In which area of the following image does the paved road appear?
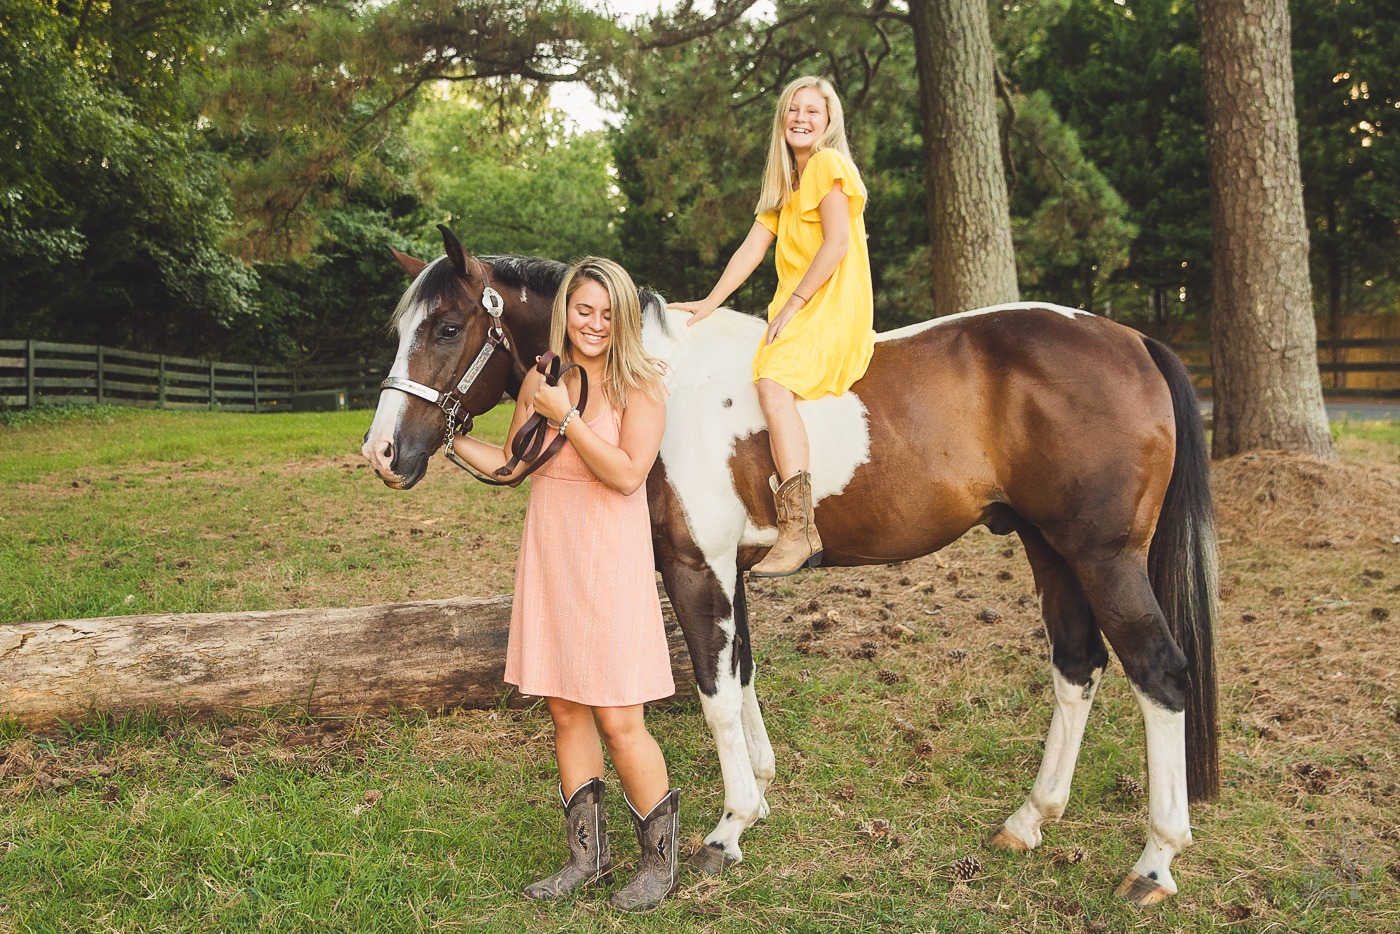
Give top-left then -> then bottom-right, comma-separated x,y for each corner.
1199,401 -> 1398,422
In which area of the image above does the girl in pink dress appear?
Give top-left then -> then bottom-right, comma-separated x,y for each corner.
449,257 -> 678,912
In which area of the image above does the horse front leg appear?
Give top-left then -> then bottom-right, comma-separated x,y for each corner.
733,571 -> 775,821
658,550 -> 768,874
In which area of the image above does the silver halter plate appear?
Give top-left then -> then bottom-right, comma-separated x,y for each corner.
378,286 -> 508,406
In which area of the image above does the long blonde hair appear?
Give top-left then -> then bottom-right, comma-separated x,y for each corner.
755,75 -> 856,216
548,257 -> 664,410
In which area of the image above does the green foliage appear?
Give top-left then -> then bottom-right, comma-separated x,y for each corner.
1006,0 -> 1212,333
0,0 -> 259,354
1007,91 -> 1137,310
1292,0 -> 1400,333
0,403 -> 121,429
204,0 -> 630,262
409,88 -> 622,261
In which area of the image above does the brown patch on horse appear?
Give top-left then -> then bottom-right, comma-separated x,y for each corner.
648,461 -> 736,696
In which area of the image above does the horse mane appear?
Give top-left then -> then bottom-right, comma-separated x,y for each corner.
486,254 -> 672,335
482,255 -> 570,298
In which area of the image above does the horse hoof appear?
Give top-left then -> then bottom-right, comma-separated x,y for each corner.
687,842 -> 737,876
985,825 -> 1032,852
1115,872 -> 1174,907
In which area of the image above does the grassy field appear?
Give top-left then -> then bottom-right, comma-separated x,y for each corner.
2,407 -> 1397,932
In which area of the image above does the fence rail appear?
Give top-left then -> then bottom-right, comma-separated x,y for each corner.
3,335 -> 1397,412
0,340 -> 379,412
1170,337 -> 1400,399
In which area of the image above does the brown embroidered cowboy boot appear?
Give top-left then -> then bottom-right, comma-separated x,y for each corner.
750,470 -> 823,577
523,777 -> 614,899
608,789 -> 680,913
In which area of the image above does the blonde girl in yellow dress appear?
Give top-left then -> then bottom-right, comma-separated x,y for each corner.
670,75 -> 875,576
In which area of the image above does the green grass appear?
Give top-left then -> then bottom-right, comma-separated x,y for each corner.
0,407 -> 526,622
1330,417 -> 1400,449
2,409 -> 1397,932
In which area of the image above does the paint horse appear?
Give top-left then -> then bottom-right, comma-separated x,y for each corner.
362,227 -> 1218,906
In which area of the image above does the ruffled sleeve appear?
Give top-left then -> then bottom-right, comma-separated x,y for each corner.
796,149 -> 867,223
756,209 -> 779,234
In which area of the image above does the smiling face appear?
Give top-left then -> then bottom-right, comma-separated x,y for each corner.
565,277 -> 613,363
784,86 -> 830,156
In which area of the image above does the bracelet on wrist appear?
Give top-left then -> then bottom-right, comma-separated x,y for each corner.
558,406 -> 580,436
792,292 -> 809,305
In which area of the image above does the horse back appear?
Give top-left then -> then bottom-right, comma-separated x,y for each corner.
808,307 -> 1176,564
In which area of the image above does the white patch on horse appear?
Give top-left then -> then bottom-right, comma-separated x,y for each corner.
877,302 -> 1092,342
364,262 -> 438,459
1125,683 -> 1193,895
643,306 -> 871,551
999,665 -> 1103,848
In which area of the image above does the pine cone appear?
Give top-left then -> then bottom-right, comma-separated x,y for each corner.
1115,775 -> 1145,798
945,648 -> 968,661
1054,846 -> 1089,866
949,854 -> 982,881
877,669 -> 901,685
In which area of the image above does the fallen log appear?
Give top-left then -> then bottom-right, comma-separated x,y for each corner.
0,589 -> 693,729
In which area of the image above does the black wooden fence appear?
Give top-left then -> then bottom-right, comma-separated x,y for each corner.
2,335 -> 1397,412
0,340 -> 387,413
1171,337 -> 1400,399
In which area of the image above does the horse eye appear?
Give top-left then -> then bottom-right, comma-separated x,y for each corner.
439,324 -> 461,340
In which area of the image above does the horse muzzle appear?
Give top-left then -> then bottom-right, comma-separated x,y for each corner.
362,435 -> 428,490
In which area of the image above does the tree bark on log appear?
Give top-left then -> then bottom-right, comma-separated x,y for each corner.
0,591 -> 693,729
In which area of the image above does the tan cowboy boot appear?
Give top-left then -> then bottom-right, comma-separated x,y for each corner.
609,789 -> 680,913
523,777 -> 614,899
750,470 -> 823,577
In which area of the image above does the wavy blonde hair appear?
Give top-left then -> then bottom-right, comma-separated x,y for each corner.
755,75 -> 856,216
549,257 -> 664,410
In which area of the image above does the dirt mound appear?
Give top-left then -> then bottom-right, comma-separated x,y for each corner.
1211,450 -> 1400,547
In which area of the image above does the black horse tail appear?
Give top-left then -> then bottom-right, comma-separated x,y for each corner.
1143,337 -> 1220,802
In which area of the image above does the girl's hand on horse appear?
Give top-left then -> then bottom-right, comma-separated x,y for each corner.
668,299 -> 718,327
765,303 -> 801,345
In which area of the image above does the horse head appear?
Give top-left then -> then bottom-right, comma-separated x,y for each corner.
362,225 -> 526,489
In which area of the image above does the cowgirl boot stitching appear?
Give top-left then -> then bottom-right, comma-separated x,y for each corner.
608,789 -> 680,913
523,777 -> 614,899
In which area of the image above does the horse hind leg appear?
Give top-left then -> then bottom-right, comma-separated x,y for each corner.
990,526 -> 1109,853
1075,556 -> 1194,907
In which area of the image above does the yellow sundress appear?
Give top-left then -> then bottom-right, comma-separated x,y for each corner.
753,148 -> 875,400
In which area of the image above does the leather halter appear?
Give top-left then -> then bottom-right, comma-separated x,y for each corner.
377,263 -> 510,460
376,262 -> 587,488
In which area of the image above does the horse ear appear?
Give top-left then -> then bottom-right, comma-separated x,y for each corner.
387,245 -> 427,279
437,224 -> 478,284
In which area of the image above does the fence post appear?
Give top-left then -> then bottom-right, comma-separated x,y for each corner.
25,339 -> 35,409
209,360 -> 216,410
96,346 -> 105,404
252,366 -> 260,414
158,356 -> 167,408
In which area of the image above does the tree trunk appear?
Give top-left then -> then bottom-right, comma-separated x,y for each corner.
0,592 -> 693,729
907,0 -> 1020,316
1197,0 -> 1336,459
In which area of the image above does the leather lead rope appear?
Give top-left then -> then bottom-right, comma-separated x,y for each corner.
444,351 -> 589,488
